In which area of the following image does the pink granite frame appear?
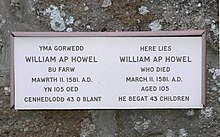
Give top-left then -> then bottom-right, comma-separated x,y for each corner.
10,30 -> 207,109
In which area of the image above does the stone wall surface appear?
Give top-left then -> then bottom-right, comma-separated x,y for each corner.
0,0 -> 219,136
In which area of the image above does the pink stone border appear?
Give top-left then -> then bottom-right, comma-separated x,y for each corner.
11,30 -> 205,37
10,30 -> 206,109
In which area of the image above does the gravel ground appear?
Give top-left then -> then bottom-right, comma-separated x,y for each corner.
0,0 -> 219,136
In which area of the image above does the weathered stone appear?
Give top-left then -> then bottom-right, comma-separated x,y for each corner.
179,128 -> 187,137
0,14 -> 6,29
138,6 -> 149,15
44,5 -> 66,31
0,0 -> 219,136
102,0 -> 112,8
149,20 -> 162,31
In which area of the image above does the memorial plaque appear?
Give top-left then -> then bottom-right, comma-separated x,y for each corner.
10,31 -> 206,109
